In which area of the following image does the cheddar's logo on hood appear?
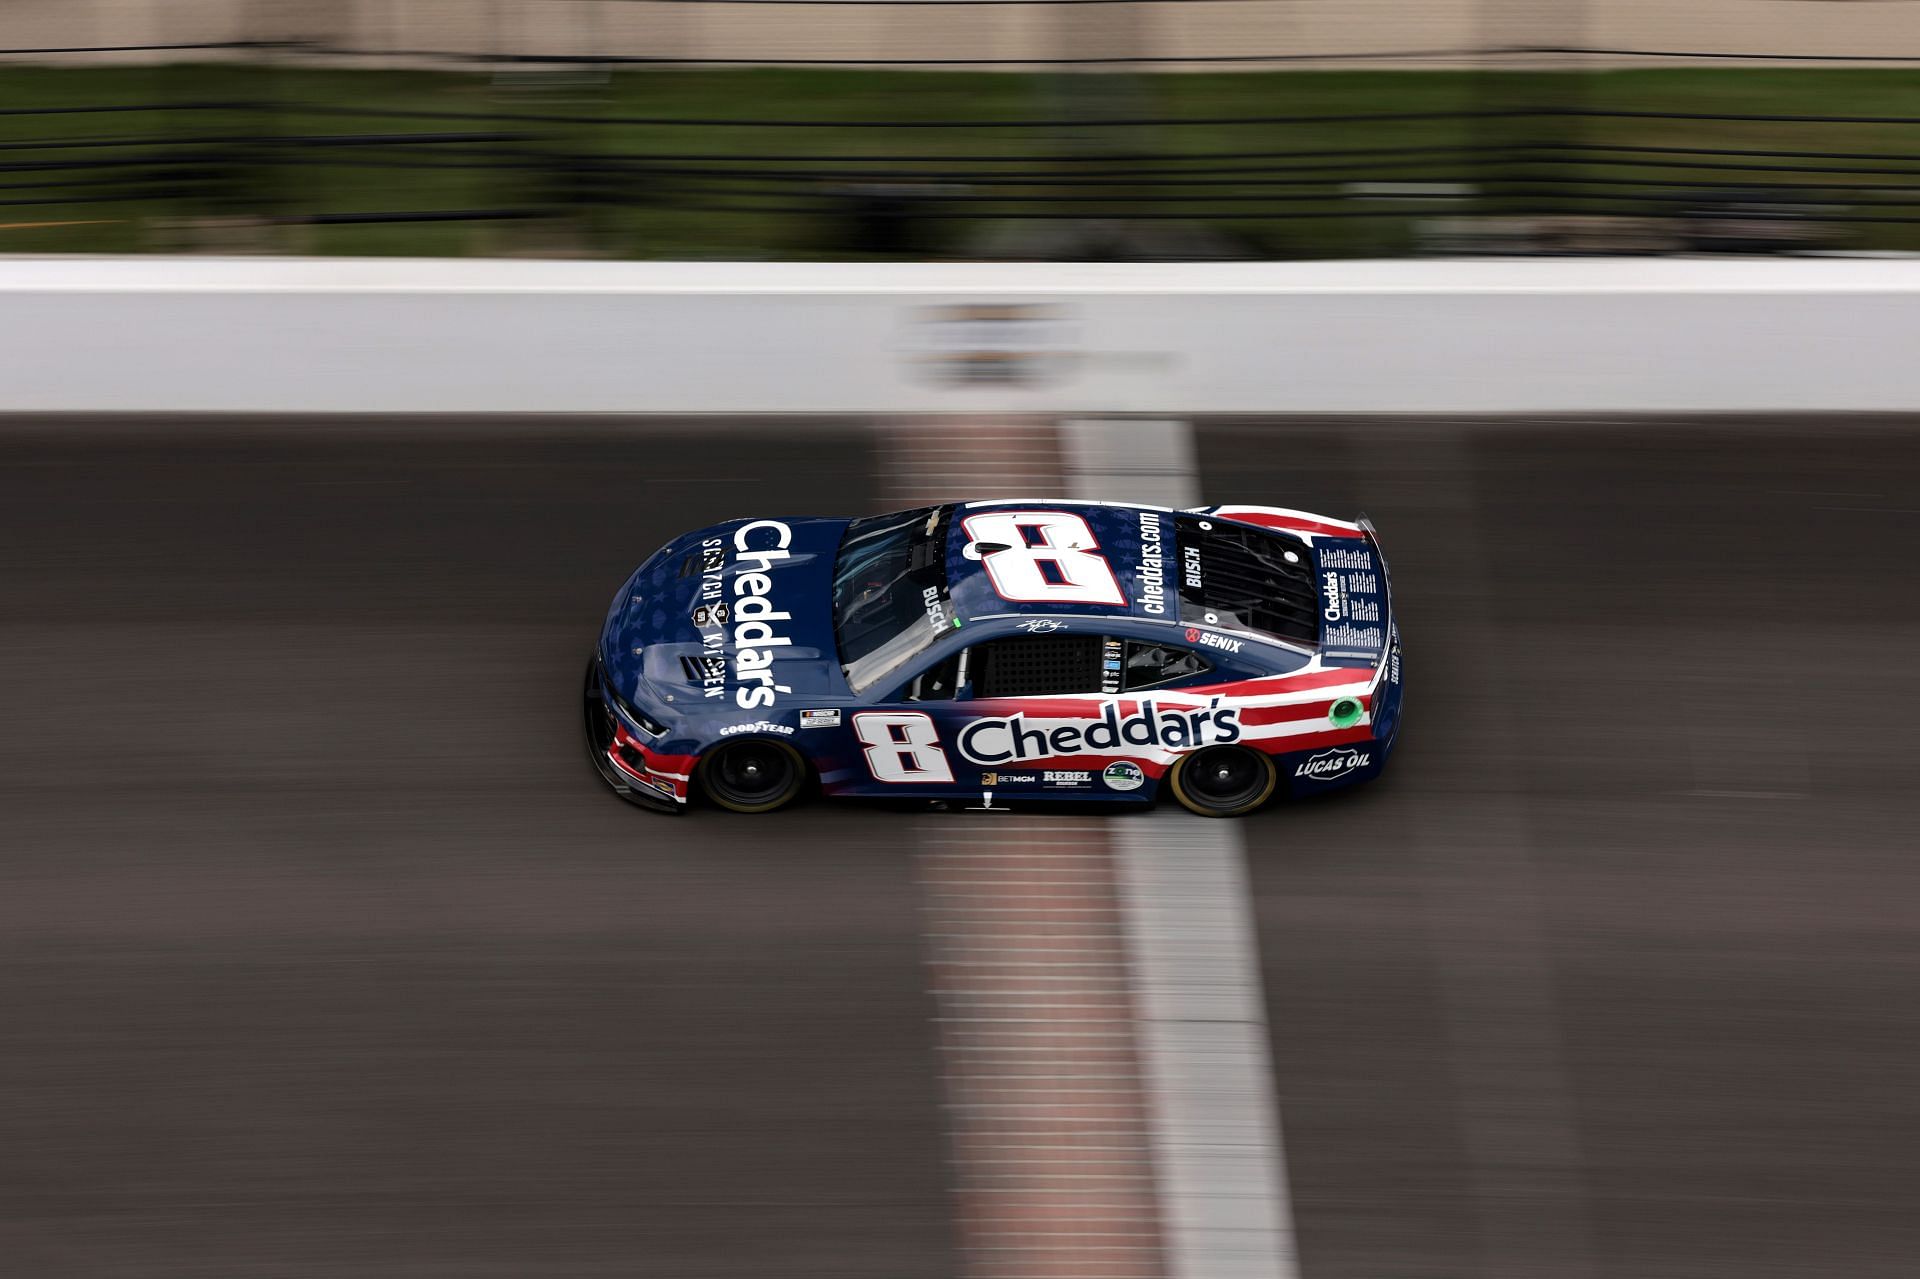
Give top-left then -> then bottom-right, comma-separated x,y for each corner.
729,520 -> 798,710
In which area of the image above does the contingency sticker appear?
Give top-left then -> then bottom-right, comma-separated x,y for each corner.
1316,542 -> 1387,665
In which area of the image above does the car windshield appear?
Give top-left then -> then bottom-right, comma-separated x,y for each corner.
831,505 -> 955,694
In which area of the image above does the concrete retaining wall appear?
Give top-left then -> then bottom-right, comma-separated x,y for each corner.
4,256 -> 1919,414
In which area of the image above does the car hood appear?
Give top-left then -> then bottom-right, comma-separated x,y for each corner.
601,516 -> 853,712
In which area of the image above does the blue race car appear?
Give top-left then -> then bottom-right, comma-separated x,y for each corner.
586,501 -> 1400,818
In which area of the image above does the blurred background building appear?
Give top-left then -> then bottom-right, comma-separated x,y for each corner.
1,0 -> 1917,258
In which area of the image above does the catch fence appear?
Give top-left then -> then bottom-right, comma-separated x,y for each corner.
5,21 -> 1920,257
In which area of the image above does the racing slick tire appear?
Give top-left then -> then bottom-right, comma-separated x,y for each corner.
697,738 -> 809,814
1168,745 -> 1278,818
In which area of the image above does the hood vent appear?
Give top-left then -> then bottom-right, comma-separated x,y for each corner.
680,654 -> 727,683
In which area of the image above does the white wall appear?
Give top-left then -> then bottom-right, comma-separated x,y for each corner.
4,257 -> 1920,414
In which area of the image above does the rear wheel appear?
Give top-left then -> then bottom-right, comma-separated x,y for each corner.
1168,745 -> 1277,818
698,738 -> 808,814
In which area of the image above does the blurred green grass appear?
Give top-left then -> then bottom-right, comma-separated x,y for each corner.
1,62 -> 1918,257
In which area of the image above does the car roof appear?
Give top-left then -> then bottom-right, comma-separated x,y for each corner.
936,499 -> 1342,675
946,499 -> 1176,626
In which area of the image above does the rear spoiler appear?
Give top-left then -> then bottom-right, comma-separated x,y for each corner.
1309,514 -> 1391,670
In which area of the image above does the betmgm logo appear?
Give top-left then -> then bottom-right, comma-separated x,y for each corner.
907,304 -> 1077,388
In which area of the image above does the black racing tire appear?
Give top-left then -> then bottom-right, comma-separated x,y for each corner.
697,738 -> 808,814
1168,745 -> 1278,818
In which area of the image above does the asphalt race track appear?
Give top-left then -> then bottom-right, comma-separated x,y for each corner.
1200,418 -> 1920,1279
3,415 -> 1917,1278
0,420 -> 955,1278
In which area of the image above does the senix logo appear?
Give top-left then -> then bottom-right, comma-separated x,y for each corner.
1184,627 -> 1243,654
1293,747 -> 1371,781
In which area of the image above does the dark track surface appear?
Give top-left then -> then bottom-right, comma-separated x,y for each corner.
2,415 -> 1916,1279
1199,417 -> 1920,1279
0,419 -> 954,1279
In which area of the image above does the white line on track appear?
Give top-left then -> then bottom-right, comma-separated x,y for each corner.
1063,417 -> 1301,1279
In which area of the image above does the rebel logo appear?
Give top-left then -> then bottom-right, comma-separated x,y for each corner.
1294,747 -> 1370,781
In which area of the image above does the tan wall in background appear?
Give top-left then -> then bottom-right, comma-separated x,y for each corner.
5,0 -> 1920,68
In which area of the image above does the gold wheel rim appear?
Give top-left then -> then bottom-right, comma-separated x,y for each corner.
1169,748 -> 1276,817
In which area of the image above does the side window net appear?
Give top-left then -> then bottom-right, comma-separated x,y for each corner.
970,634 -> 1105,699
1123,641 -> 1212,692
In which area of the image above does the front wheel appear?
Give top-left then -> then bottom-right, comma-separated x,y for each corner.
1167,745 -> 1277,818
698,738 -> 808,813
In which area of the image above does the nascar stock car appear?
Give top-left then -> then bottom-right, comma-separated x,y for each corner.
586,501 -> 1401,818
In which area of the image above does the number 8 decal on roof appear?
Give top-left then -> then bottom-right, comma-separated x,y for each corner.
960,511 -> 1126,606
